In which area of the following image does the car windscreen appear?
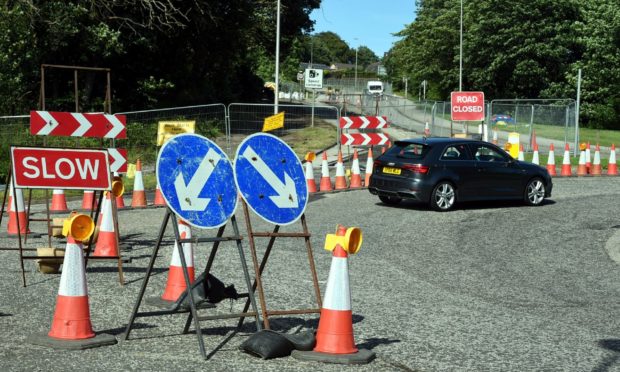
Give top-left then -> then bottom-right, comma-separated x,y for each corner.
386,142 -> 429,159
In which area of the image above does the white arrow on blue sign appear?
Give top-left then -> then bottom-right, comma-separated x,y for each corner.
234,133 -> 308,226
157,133 -> 237,229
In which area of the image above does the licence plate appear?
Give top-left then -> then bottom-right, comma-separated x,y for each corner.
382,167 -> 401,175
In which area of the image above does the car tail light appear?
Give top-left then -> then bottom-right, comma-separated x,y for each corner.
373,160 -> 382,167
401,164 -> 429,174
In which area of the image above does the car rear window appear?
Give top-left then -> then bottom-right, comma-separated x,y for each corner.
386,142 -> 429,159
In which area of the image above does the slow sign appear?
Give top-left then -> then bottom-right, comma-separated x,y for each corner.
451,91 -> 485,121
11,147 -> 111,190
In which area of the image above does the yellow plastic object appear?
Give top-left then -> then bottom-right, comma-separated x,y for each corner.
507,132 -> 520,158
324,227 -> 363,254
112,176 -> 124,197
62,211 -> 95,242
579,142 -> 587,151
305,152 -> 316,162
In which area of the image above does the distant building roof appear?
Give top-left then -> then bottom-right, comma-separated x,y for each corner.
330,63 -> 355,71
299,62 -> 331,71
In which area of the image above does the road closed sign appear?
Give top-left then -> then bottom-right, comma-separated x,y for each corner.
11,147 -> 111,190
451,91 -> 485,121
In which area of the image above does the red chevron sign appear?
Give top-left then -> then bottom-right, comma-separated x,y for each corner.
341,133 -> 390,146
30,111 -> 127,139
108,148 -> 127,173
339,116 -> 389,129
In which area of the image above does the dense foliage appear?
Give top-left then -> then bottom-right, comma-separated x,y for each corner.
0,0 -> 320,113
385,0 -> 620,129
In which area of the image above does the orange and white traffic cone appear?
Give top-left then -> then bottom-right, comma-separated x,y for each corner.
153,184 -> 166,206
585,142 -> 591,174
424,122 -> 430,137
305,160 -> 317,193
518,144 -> 525,161
532,143 -> 540,165
364,148 -> 374,186
319,152 -> 332,192
131,159 -> 147,208
577,148 -> 587,176
591,144 -> 602,176
50,189 -> 69,213
492,130 -> 498,145
93,193 -> 118,257
546,144 -> 557,176
334,151 -> 347,190
608,144 -> 618,176
560,143 -> 572,176
27,229 -> 116,348
292,225 -> 374,364
81,190 -> 97,211
349,150 -> 362,188
7,184 -> 29,235
161,220 -> 194,302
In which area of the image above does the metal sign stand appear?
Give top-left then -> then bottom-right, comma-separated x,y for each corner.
122,208 -> 262,359
0,167 -> 124,286
237,200 -> 322,330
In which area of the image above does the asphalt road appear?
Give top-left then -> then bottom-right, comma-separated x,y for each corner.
2,178 -> 620,371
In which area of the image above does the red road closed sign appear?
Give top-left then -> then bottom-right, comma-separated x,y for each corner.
11,147 -> 111,190
451,91 -> 485,121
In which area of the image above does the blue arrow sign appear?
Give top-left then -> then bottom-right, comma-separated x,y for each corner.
157,133 -> 237,229
234,133 -> 308,225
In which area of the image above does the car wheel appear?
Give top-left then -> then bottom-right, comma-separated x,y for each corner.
379,195 -> 402,205
524,178 -> 546,206
430,181 -> 455,211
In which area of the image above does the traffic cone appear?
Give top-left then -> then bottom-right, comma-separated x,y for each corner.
113,172 -> 126,209
50,189 -> 69,213
334,151 -> 347,190
93,193 -> 118,257
591,144 -> 602,176
319,152 -> 332,192
292,225 -> 374,364
585,142 -> 591,174
608,144 -> 618,176
131,159 -> 147,208
546,144 -> 557,176
577,149 -> 587,176
27,230 -> 116,348
153,184 -> 166,206
492,130 -> 498,145
518,144 -> 525,161
560,143 -> 572,176
364,148 -> 374,186
532,143 -> 540,165
81,190 -> 97,211
7,184 -> 29,235
305,161 -> 317,193
531,129 -> 537,150
349,150 -> 362,188
424,122 -> 430,137
161,220 -> 195,302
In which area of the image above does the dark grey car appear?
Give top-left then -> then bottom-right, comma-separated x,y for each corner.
368,137 -> 553,211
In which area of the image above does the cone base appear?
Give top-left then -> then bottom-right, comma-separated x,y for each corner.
27,332 -> 116,350
161,266 -> 195,302
291,348 -> 375,365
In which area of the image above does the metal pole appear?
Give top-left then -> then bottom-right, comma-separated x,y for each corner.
274,0 -> 281,114
575,69 -> 581,156
459,0 -> 463,91
404,78 -> 408,100
311,89 -> 315,127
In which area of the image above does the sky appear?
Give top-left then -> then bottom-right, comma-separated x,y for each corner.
310,0 -> 417,57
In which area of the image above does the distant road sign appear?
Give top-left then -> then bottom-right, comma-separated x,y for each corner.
157,134 -> 237,229
30,111 -> 126,139
11,147 -> 111,190
450,91 -> 485,121
234,133 -> 308,225
304,68 -> 323,89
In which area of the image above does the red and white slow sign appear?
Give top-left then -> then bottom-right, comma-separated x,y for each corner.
451,91 -> 485,121
11,147 -> 111,190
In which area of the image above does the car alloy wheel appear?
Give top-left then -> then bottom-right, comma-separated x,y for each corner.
525,178 -> 545,206
379,195 -> 402,205
431,182 -> 455,211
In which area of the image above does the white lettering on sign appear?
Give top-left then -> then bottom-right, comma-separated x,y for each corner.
456,96 -> 479,103
452,106 -> 484,112
20,157 -> 100,181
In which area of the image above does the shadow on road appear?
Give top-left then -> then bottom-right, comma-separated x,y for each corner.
593,339 -> 620,372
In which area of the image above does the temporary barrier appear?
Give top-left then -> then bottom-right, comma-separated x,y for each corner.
319,152 -> 332,192
591,144 -> 602,175
608,145 -> 618,176
334,151 -> 347,190
349,150 -> 362,188
561,144 -> 572,176
364,148 -> 374,187
131,159 -> 147,207
546,144 -> 557,176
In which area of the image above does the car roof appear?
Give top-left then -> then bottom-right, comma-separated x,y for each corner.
396,137 -> 483,146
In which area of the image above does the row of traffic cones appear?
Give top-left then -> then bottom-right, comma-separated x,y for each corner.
526,142 -> 618,177
306,149 -> 376,193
